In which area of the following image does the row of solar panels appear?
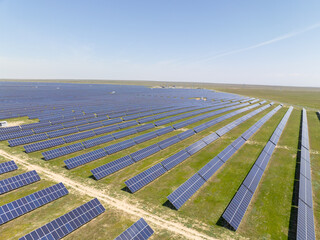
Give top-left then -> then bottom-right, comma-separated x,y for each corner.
91,102 -> 268,180
222,106 -> 293,230
39,102 -> 242,160
296,109 -> 315,240
2,105 -> 193,141
0,161 -> 153,240
64,102 -> 257,170
12,105 -> 208,148
123,103 -> 274,193
166,104 -> 282,210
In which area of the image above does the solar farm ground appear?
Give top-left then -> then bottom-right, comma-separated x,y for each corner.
0,81 -> 319,240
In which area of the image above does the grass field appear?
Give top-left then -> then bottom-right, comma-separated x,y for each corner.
0,80 -> 319,240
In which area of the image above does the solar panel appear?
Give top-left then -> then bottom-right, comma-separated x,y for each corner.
262,141 -> 276,156
24,138 -> 66,153
115,218 -> 154,240
77,122 -> 103,131
177,129 -> 195,140
0,170 -> 40,194
33,124 -> 64,134
231,137 -> 246,150
185,140 -> 207,155
64,131 -> 95,143
94,124 -> 120,135
118,120 -> 138,129
82,134 -> 115,148
104,139 -> 136,154
8,133 -> 49,147
47,127 -> 79,138
201,133 -> 219,145
157,135 -> 181,150
0,182 -> 68,225
300,159 -> 311,180
130,144 -> 161,162
0,129 -> 34,141
135,123 -> 155,132
64,148 -> 107,169
155,126 -> 174,136
167,173 -> 206,210
242,165 -> 263,193
0,161 -> 18,175
19,198 -> 105,240
222,185 -> 253,230
63,119 -> 88,128
113,128 -> 137,139
42,143 -> 84,160
91,155 -> 135,180
217,145 -> 237,162
299,175 -> 313,208
125,163 -> 166,193
254,151 -> 271,171
161,149 -> 191,170
297,199 -> 316,240
197,157 -> 224,181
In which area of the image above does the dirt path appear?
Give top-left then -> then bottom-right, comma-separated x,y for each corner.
0,150 -> 218,240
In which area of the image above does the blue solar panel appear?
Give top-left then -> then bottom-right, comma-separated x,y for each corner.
101,118 -> 122,126
33,124 -> 64,134
125,163 -> 167,193
64,131 -> 95,143
113,128 -> 137,139
217,145 -> 237,162
8,133 -> 49,147
42,143 -> 84,160
177,129 -> 195,140
299,175 -> 313,208
115,218 -> 154,240
24,138 -> 66,153
161,149 -> 191,170
47,127 -> 79,138
262,141 -> 276,156
0,161 -> 18,175
157,135 -> 181,149
201,133 -> 219,145
135,123 -> 155,132
82,134 -> 115,148
254,151 -> 271,171
155,126 -> 174,136
130,144 -> 161,162
77,122 -> 103,131
222,185 -> 253,230
19,198 -> 105,240
94,124 -> 120,135
118,120 -> 138,129
133,132 -> 158,144
0,170 -> 40,194
242,165 -> 263,193
231,136 -> 246,150
167,173 -> 206,210
0,129 -> 34,141
104,139 -> 136,155
297,199 -> 316,240
197,156 -> 224,181
300,159 -> 311,180
64,148 -> 107,169
91,155 -> 135,180
185,140 -> 207,155
0,182 -> 68,225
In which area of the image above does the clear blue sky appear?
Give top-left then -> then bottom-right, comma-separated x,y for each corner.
1,0 -> 320,87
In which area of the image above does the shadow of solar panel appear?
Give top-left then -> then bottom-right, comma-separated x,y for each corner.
24,138 -> 66,153
82,134 -> 115,148
9,133 -> 49,146
19,198 -> 105,240
0,161 -> 18,175
133,132 -> 157,144
299,175 -> 313,208
297,199 -> 315,240
130,144 -> 161,162
0,182 -> 68,225
242,165 -> 263,193
222,185 -> 253,230
167,173 -> 206,210
185,140 -> 207,155
177,129 -> 195,140
113,128 -> 137,139
64,131 -> 95,143
0,170 -> 40,194
155,126 -> 174,136
47,127 -> 79,138
94,125 -> 120,135
161,149 -> 190,171
115,218 -> 154,240
197,157 -> 224,181
125,163 -> 166,193
42,143 -> 84,160
64,148 -> 107,169
91,155 -> 134,180
101,118 -> 122,126
217,145 -> 237,162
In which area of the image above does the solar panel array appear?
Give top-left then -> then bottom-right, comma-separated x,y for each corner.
115,218 -> 154,240
222,106 -> 293,230
19,198 -> 105,240
0,161 -> 18,175
167,105 -> 282,209
0,183 -> 68,225
123,103 -> 273,193
91,102 -> 266,180
0,170 -> 40,194
296,109 -> 315,240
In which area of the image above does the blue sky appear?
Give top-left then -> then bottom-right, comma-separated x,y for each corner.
1,0 -> 320,87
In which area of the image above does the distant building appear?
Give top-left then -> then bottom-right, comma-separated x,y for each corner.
0,121 -> 8,127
